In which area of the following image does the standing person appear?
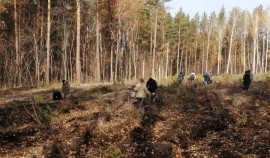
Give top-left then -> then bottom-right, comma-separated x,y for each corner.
203,72 -> 210,85
62,79 -> 70,99
243,70 -> 251,90
178,71 -> 185,81
189,72 -> 196,82
146,78 -> 157,104
134,78 -> 150,107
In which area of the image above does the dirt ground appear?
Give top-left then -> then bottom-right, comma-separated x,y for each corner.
0,80 -> 269,158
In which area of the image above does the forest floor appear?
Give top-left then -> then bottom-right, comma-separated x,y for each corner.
0,79 -> 270,158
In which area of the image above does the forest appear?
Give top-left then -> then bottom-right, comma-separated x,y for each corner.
0,0 -> 270,87
1,1 -> 270,157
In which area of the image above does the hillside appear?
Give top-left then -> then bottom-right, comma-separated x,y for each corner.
0,80 -> 270,158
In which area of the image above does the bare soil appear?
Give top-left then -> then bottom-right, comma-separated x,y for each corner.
0,81 -> 269,158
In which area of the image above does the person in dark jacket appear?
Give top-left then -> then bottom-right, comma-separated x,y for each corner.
243,70 -> 251,90
62,79 -> 70,99
178,71 -> 185,81
53,90 -> 62,100
203,72 -> 210,85
146,78 -> 158,104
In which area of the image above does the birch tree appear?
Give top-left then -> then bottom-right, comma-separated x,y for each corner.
265,8 -> 270,72
14,0 -> 20,85
226,8 -> 240,73
46,0 -> 51,84
251,12 -> 259,73
215,7 -> 226,75
205,13 -> 214,72
241,11 -> 249,73
76,0 -> 81,83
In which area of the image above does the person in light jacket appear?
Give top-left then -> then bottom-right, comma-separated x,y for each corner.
134,78 -> 150,107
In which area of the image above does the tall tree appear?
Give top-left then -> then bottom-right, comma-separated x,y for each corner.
226,8 -> 240,73
46,0 -> 51,84
205,13 -> 215,72
215,7 -> 226,75
14,0 -> 21,86
251,11 -> 259,73
242,10 -> 249,73
265,8 -> 270,72
76,0 -> 81,83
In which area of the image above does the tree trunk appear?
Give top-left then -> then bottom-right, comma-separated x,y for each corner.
205,21 -> 211,72
76,0 -> 81,83
194,37 -> 198,73
176,26 -> 181,73
34,33 -> 39,86
226,31 -> 234,74
110,45 -> 114,82
63,20 -> 69,80
180,46 -> 184,72
266,18 -> 269,72
152,7 -> 158,78
165,42 -> 169,78
243,33 -> 246,73
95,0 -> 101,82
46,0 -> 51,84
261,35 -> 266,73
252,16 -> 258,74
14,0 -> 20,86
217,40 -> 221,75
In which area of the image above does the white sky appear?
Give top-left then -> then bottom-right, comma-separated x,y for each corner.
165,0 -> 270,17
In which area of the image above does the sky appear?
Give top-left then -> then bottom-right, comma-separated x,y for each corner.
165,0 -> 270,17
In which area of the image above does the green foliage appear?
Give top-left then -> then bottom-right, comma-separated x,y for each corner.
214,74 -> 241,83
36,81 -> 50,88
113,77 -> 125,85
254,71 -> 270,81
194,75 -> 203,83
11,122 -> 19,130
103,146 -> 123,158
183,92 -> 194,103
85,86 -> 112,95
104,106 -> 111,113
34,95 -> 45,104
255,99 -> 268,107
158,75 -> 178,86
41,105 -> 54,122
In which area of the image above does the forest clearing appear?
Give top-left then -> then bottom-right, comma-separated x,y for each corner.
1,0 -> 270,157
0,76 -> 269,158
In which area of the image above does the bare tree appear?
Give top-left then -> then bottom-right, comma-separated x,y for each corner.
205,18 -> 213,72
46,0 -> 51,84
176,25 -> 181,74
251,13 -> 259,74
152,4 -> 159,78
76,0 -> 81,83
265,10 -> 270,72
242,11 -> 249,73
226,8 -> 240,73
215,7 -> 226,75
14,0 -> 21,86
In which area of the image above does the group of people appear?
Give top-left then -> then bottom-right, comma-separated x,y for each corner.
178,70 -> 254,89
178,71 -> 212,85
132,77 -> 157,108
54,69 -> 254,103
